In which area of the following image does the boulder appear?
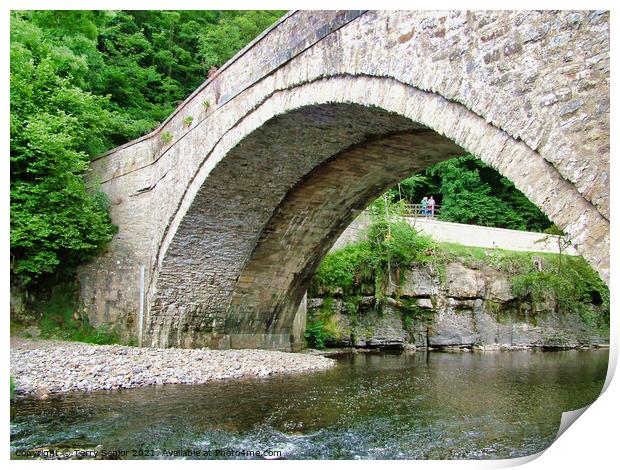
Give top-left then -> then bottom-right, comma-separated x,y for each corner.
487,276 -> 515,302
391,266 -> 437,297
445,263 -> 486,298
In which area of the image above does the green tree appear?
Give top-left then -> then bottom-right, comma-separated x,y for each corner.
198,10 -> 285,70
10,14 -> 117,285
390,155 -> 553,232
10,10 -> 286,286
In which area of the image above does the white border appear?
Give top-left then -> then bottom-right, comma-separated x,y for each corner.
3,2 -> 617,469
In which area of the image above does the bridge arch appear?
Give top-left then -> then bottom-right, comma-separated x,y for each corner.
144,75 -> 607,350
79,11 -> 609,350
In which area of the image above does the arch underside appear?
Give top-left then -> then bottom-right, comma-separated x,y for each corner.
229,130 -> 463,348
144,80 -> 609,351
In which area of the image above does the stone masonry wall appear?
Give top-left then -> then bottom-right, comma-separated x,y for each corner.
331,213 -> 578,254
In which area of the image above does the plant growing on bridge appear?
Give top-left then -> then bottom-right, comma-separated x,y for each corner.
202,100 -> 211,110
183,115 -> 193,127
160,130 -> 173,144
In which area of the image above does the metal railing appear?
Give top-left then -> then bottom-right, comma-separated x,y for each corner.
402,203 -> 441,218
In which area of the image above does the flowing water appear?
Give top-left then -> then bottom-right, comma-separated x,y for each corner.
10,349 -> 608,460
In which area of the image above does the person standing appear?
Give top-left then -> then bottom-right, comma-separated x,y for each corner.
421,196 -> 428,217
428,195 -> 436,217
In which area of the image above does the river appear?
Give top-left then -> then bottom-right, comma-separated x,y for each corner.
10,349 -> 608,460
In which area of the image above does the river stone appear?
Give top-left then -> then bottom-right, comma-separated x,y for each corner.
10,338 -> 336,396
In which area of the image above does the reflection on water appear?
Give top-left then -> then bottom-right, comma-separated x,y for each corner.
11,349 -> 608,460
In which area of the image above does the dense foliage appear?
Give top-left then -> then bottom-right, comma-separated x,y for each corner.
310,196 -> 439,299
11,13 -> 118,284
388,155 -> 553,232
304,319 -> 333,349
10,10 -> 284,286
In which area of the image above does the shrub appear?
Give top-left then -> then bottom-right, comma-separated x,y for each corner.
35,283 -> 122,345
311,195 -> 440,298
367,218 -> 438,268
183,115 -> 193,127
511,255 -> 609,331
512,271 -> 572,306
160,130 -> 173,143
310,242 -> 372,296
304,320 -> 332,349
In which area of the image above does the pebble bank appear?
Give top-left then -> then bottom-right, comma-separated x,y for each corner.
10,338 -> 336,396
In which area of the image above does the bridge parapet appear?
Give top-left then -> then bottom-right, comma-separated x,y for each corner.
89,11 -> 364,184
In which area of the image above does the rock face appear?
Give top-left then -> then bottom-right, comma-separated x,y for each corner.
445,263 -> 486,298
308,260 -> 607,350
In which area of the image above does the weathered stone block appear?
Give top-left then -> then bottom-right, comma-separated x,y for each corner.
392,266 -> 437,297
487,276 -> 515,302
446,263 -> 486,298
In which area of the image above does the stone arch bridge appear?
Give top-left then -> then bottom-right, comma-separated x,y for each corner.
79,10 -> 610,351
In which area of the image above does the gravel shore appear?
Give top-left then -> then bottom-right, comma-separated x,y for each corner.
10,338 -> 336,396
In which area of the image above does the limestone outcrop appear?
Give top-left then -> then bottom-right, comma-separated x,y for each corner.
308,261 -> 608,350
